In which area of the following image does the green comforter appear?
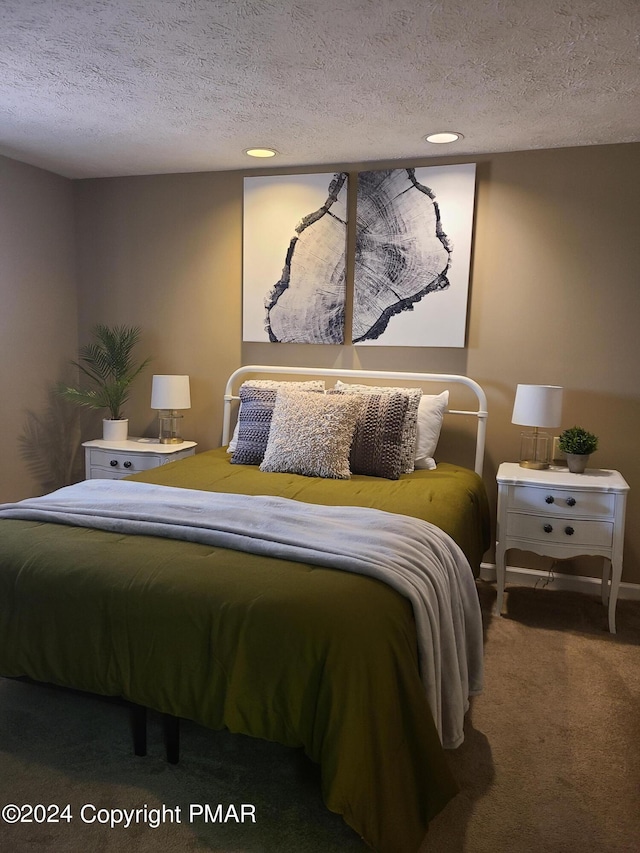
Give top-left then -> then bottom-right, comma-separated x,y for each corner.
128,448 -> 490,572
0,449 -> 489,852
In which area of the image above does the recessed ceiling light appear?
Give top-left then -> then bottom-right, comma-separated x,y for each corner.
244,147 -> 278,158
425,132 -> 464,144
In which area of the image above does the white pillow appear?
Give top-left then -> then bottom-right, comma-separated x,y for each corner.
227,379 -> 325,452
414,391 -> 449,470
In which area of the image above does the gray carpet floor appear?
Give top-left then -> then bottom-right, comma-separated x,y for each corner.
1,582 -> 639,852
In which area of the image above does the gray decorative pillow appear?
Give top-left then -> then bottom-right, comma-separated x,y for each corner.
228,379 -> 324,453
260,389 -> 363,479
334,381 -> 422,473
230,380 -> 325,464
344,391 -> 409,479
231,386 -> 278,465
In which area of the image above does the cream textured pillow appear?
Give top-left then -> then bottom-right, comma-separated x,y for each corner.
414,391 -> 449,470
227,379 -> 325,454
334,380 -> 422,473
260,388 -> 363,479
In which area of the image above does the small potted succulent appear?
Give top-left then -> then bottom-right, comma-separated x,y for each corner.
58,324 -> 151,441
558,425 -> 599,474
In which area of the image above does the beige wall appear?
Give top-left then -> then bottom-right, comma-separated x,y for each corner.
0,155 -> 78,502
35,142 -> 640,585
74,170 -> 243,448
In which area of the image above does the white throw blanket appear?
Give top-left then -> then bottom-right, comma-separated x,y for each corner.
0,479 -> 483,748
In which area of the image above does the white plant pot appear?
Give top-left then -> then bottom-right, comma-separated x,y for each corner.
102,418 -> 128,442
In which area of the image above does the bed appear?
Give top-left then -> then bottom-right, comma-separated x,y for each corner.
0,366 -> 490,853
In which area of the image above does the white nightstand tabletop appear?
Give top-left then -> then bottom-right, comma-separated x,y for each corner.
496,462 -> 629,493
83,437 -> 197,453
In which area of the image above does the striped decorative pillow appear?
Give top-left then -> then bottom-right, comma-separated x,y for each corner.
334,381 -> 422,473
230,380 -> 324,464
333,390 -> 409,479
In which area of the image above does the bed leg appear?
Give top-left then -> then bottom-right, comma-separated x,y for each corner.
163,714 -> 180,764
130,703 -> 147,756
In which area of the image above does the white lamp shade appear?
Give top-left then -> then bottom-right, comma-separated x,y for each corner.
151,375 -> 191,410
512,384 -> 563,428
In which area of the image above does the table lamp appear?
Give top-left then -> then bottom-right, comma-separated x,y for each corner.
151,375 -> 191,444
512,384 -> 563,469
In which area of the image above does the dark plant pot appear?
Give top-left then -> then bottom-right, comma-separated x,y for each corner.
566,453 -> 590,474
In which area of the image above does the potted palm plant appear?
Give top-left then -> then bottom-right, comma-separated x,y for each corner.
558,425 -> 599,474
58,324 -> 151,441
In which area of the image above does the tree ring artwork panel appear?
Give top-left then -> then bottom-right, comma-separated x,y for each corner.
243,173 -> 348,344
353,164 -> 476,347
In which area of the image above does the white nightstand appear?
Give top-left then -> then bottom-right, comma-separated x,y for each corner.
495,462 -> 629,633
83,438 -> 197,480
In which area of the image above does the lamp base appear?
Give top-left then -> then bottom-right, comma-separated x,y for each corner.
158,411 -> 184,445
519,429 -> 551,470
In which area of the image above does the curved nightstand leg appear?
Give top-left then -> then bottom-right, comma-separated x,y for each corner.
608,557 -> 622,634
495,542 -> 506,616
601,557 -> 611,606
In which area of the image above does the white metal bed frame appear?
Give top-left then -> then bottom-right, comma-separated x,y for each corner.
223,365 -> 488,477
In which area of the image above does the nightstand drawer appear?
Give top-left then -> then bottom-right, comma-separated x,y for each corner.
506,513 -> 613,548
87,469 -> 131,480
88,450 -> 160,475
510,485 -> 615,519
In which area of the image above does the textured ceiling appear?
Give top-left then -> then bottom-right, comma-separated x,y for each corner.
1,0 -> 639,179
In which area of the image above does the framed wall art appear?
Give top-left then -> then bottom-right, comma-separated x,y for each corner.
242,172 -> 349,344
353,164 -> 476,347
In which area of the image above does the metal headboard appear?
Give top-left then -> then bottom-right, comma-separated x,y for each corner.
223,365 -> 488,477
